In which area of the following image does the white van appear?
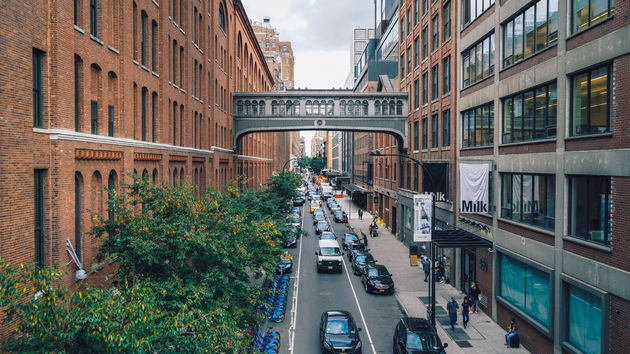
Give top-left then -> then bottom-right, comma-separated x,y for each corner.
315,239 -> 344,273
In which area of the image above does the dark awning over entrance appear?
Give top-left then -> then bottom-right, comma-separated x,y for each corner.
432,229 -> 492,248
343,184 -> 373,194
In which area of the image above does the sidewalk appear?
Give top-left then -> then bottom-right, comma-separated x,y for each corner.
335,195 -> 529,354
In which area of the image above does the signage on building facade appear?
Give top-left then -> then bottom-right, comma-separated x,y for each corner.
413,194 -> 433,242
422,163 -> 448,202
459,163 -> 489,214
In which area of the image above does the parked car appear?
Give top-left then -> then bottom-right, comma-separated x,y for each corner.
334,211 -> 348,223
288,214 -> 301,227
313,212 -> 326,225
320,231 -> 336,240
276,256 -> 293,274
316,239 -> 343,273
291,207 -> 301,215
330,205 -> 342,213
347,243 -> 368,263
352,252 -> 376,276
342,233 -> 360,250
361,264 -> 395,295
392,317 -> 447,353
316,220 -> 331,234
293,196 -> 306,206
319,310 -> 363,354
310,201 -> 321,213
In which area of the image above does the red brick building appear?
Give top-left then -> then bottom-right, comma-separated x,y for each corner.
0,0 -> 274,337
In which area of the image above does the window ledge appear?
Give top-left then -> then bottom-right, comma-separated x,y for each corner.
563,235 -> 612,253
107,45 -> 120,54
180,28 -> 186,35
152,71 -> 159,78
74,25 -> 85,34
500,43 -> 558,73
179,87 -> 186,93
461,74 -> 494,91
133,60 -> 139,66
90,35 -> 104,46
460,145 -> 493,151
565,132 -> 613,141
141,65 -> 150,72
498,217 -> 555,236
173,84 -> 180,90
566,16 -> 614,41
152,0 -> 159,8
168,81 -> 172,86
499,138 -> 556,148
460,4 -> 495,33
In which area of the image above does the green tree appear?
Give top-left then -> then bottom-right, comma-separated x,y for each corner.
1,172 -> 300,352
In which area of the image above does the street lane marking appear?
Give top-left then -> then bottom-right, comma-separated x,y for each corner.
342,255 -> 377,354
288,205 -> 305,353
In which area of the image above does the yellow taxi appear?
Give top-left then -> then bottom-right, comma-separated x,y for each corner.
310,201 -> 321,213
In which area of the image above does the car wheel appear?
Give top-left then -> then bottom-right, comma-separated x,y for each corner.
364,282 -> 369,293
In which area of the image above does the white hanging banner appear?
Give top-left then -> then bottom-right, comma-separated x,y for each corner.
413,194 -> 433,242
459,163 -> 489,214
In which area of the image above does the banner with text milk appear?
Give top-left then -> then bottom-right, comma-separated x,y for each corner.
459,163 -> 489,214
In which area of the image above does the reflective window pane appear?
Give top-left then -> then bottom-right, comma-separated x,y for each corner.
524,7 -> 535,58
589,66 -> 609,133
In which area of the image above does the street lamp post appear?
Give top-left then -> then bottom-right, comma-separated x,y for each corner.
369,149 -> 438,328
282,157 -> 299,171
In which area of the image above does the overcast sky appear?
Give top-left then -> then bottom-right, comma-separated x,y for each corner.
241,0 -> 374,154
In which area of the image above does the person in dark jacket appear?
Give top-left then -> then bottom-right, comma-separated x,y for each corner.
469,282 -> 481,314
422,257 -> 431,282
446,297 -> 459,331
461,297 -> 471,328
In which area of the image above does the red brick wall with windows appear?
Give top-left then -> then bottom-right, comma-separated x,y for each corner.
475,247 -> 494,316
497,303 -> 554,353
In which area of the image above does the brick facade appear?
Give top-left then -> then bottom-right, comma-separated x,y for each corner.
0,0 -> 276,338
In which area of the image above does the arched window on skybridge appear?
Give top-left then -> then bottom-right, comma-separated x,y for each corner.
259,101 -> 265,115
375,101 -> 381,115
286,100 -> 293,115
293,100 -> 300,115
279,100 -> 286,115
327,100 -> 334,115
305,100 -> 313,115
347,100 -> 354,115
362,100 -> 369,115
382,100 -> 389,115
389,101 -> 395,115
320,100 -> 327,115
340,100 -> 346,115
237,100 -> 243,115
397,100 -> 403,115
271,100 -> 278,115
312,100 -> 320,115
355,100 -> 361,115
245,101 -> 251,115
251,100 -> 258,115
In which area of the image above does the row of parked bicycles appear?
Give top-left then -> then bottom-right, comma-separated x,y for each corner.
249,272 -> 291,353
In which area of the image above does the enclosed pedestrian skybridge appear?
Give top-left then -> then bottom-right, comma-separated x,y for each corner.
233,90 -> 408,152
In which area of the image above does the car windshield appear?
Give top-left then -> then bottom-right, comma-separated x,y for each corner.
320,247 -> 341,256
326,318 -> 351,335
368,268 -> 389,277
407,332 -> 441,350
321,233 -> 335,239
290,217 -> 300,223
345,235 -> 358,242
355,255 -> 367,263
336,211 -> 345,216
317,221 -> 328,228
281,259 -> 292,265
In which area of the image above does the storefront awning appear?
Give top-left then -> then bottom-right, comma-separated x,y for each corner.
343,184 -> 373,194
432,229 -> 492,248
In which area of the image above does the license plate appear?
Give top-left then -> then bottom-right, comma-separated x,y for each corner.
328,266 -> 333,269
379,289 -> 385,292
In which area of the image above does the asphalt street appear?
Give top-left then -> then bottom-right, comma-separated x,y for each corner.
270,201 -> 405,354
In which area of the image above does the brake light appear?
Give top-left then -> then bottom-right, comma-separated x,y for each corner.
338,260 -> 342,264
318,260 -> 322,264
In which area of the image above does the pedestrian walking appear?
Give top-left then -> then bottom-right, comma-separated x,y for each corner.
461,297 -> 471,328
358,209 -> 363,220
505,318 -> 519,347
421,257 -> 430,282
469,282 -> 481,314
446,297 -> 459,331
362,232 -> 368,247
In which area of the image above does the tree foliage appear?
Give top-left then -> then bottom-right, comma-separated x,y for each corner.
0,171 -> 302,352
299,156 -> 325,174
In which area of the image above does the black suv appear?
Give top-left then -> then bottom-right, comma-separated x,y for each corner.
392,317 -> 447,353
361,264 -> 394,295
320,310 -> 363,354
342,233 -> 360,250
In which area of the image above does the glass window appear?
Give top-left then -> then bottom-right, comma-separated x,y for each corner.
414,121 -> 419,150
504,0 -> 558,67
432,114 -> 438,148
502,173 -> 556,229
414,0 -> 419,24
414,79 -> 420,109
90,0 -> 98,37
514,15 -> 524,62
463,0 -> 495,25
503,82 -> 557,143
566,283 -> 603,354
443,56 -> 451,94
414,37 -> 419,67
443,2 -> 451,41
91,100 -> 98,134
524,7 -> 535,58
34,170 -> 45,268
535,0 -> 548,52
401,53 -> 405,77
504,21 -> 514,66
431,65 -> 439,100
461,102 -> 494,148
571,65 -> 610,136
407,7 -> 412,36
422,72 -> 428,104
407,45 -> 412,73
422,117 -> 428,149
462,32 -> 494,88
432,15 -> 439,51
499,253 -> 551,329
33,49 -> 44,128
422,27 -> 428,59
573,0 -> 614,33
568,175 -> 611,245
442,110 -> 450,147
